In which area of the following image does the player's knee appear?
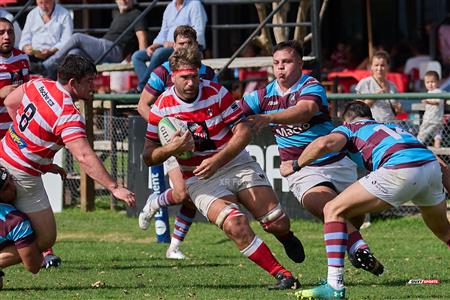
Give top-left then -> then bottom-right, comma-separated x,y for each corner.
36,233 -> 56,251
72,33 -> 83,43
323,200 -> 342,220
176,189 -> 190,203
257,203 -> 288,232
216,204 -> 248,235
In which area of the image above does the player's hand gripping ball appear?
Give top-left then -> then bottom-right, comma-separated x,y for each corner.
158,117 -> 193,159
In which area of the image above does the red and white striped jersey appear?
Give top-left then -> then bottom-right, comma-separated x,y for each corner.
0,78 -> 86,175
0,48 -> 30,137
146,80 -> 244,179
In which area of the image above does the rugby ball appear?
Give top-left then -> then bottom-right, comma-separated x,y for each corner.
158,117 -> 193,160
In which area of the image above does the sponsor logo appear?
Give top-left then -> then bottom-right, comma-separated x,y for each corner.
9,127 -> 27,149
407,279 -> 440,285
38,86 -> 55,107
275,124 -> 311,137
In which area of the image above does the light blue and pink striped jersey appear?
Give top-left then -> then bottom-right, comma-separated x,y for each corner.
0,203 -> 35,249
240,74 -> 343,164
332,119 -> 436,170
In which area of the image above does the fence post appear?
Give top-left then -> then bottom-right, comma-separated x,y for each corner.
79,100 -> 95,211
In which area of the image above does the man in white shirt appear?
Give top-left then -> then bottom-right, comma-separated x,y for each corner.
19,0 -> 73,63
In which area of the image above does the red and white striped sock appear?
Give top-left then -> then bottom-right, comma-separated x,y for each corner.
241,236 -> 292,277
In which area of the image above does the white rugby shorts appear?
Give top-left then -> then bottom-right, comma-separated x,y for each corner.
0,158 -> 51,213
187,160 -> 271,221
287,156 -> 357,204
359,160 -> 445,207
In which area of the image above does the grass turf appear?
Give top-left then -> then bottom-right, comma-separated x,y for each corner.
1,208 -> 448,299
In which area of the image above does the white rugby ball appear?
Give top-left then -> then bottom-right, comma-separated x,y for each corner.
158,117 -> 192,160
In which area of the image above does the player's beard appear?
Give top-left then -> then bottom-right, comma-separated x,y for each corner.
0,47 -> 12,57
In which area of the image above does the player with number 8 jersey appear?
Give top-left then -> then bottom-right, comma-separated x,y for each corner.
0,55 -> 135,274
0,78 -> 85,175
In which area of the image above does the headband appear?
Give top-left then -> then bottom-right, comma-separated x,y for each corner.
172,68 -> 198,76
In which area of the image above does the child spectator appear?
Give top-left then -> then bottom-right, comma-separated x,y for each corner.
418,70 -> 444,148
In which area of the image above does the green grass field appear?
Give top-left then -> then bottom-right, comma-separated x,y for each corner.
1,208 -> 449,299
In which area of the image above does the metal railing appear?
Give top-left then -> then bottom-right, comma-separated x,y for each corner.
6,0 -> 313,62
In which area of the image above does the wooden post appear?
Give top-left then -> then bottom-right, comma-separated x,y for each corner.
79,100 -> 95,211
109,101 -> 118,210
366,0 -> 373,60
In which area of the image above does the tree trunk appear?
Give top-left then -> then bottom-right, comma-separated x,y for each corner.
272,1 -> 290,43
254,3 -> 273,55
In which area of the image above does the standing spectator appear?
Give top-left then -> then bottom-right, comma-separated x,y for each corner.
355,50 -> 399,123
39,0 -> 148,78
19,0 -> 73,63
418,71 -> 444,148
132,0 -> 207,92
1,55 -> 135,273
0,8 -> 22,48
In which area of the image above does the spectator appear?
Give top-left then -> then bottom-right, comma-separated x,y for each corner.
0,8 -> 22,48
37,0 -> 148,78
132,0 -> 207,92
329,42 -> 352,70
404,42 -> 431,91
355,50 -> 399,123
418,70 -> 444,148
19,0 -> 73,62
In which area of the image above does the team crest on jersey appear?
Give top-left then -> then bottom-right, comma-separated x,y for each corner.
8,127 -> 27,149
230,102 -> 239,112
288,93 -> 297,105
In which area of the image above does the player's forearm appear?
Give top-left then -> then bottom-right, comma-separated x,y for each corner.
137,101 -> 151,122
143,142 -> 177,166
298,137 -> 334,167
76,150 -> 117,191
267,104 -> 316,125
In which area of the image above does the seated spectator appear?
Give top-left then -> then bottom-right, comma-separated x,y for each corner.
404,42 -> 431,91
355,50 -> 400,123
0,8 -> 22,48
36,0 -> 148,79
329,42 -> 353,70
0,167 -> 43,290
19,0 -> 73,62
132,0 -> 207,92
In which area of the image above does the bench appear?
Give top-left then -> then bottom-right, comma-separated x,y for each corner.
96,55 -> 315,73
